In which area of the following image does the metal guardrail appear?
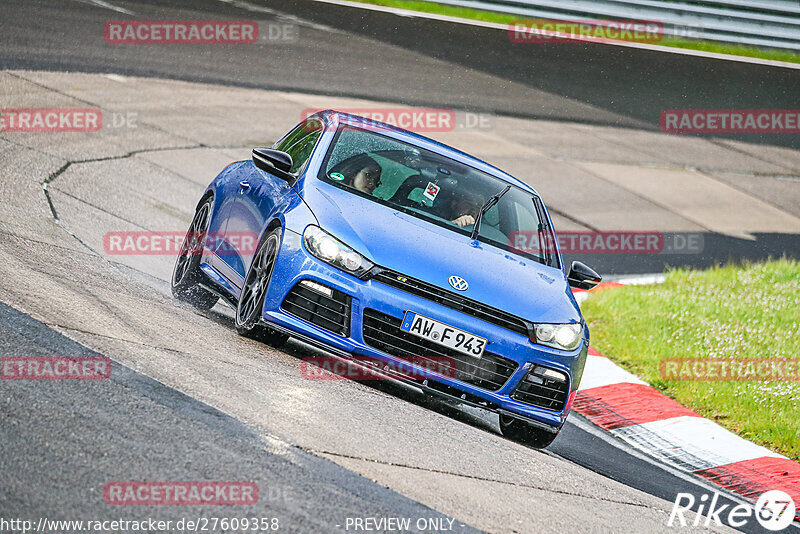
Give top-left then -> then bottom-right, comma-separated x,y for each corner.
433,0 -> 800,50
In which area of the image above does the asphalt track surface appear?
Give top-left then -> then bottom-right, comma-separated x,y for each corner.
2,0 -> 799,150
0,302 -> 477,533
0,297 -> 781,534
1,0 -> 799,533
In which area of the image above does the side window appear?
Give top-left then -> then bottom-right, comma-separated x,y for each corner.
513,200 -> 539,232
510,197 -> 558,268
274,119 -> 323,174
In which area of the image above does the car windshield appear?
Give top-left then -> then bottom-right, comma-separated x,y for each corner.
319,125 -> 559,268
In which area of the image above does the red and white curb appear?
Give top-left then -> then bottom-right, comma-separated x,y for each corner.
572,278 -> 800,522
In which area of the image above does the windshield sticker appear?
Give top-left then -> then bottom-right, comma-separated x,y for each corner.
330,172 -> 345,181
423,182 -> 440,202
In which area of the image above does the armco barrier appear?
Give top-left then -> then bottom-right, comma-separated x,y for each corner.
434,0 -> 800,50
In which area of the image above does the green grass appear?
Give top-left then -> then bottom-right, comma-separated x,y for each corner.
350,0 -> 800,64
659,38 -> 800,64
581,259 -> 800,461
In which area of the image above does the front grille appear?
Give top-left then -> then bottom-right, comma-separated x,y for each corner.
281,281 -> 351,336
362,309 -> 518,392
371,269 -> 529,337
511,368 -> 569,411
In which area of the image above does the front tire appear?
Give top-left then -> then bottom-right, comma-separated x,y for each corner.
171,197 -> 219,310
234,226 -> 289,347
499,414 -> 558,448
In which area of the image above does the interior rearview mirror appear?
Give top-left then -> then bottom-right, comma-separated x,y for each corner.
252,148 -> 293,179
567,261 -> 601,290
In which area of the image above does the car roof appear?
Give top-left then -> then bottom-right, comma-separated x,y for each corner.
310,110 -> 539,196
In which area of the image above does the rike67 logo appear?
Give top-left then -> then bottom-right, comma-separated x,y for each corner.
669,490 -> 796,531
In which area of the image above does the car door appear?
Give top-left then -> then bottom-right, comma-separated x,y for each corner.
221,119 -> 324,290
204,162 -> 246,276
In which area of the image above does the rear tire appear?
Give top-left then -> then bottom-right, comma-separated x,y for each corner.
499,414 -> 558,448
171,197 -> 219,311
234,226 -> 289,347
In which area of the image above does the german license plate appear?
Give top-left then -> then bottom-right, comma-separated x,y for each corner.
400,311 -> 486,357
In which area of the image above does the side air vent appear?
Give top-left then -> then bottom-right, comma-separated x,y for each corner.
281,280 -> 351,336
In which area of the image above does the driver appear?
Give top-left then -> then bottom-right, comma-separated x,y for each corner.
448,190 -> 484,227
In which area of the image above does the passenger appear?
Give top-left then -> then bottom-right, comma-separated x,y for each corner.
335,154 -> 382,195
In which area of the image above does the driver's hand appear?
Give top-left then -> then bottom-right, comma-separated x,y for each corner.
452,215 -> 475,227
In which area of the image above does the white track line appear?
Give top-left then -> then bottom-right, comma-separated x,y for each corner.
72,0 -> 135,15
613,274 -> 667,285
573,291 -> 591,305
105,74 -> 128,83
216,0 -> 348,34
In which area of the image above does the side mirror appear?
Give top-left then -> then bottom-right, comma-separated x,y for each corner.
567,261 -> 601,290
252,148 -> 293,179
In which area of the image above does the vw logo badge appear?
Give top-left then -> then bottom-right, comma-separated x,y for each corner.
448,275 -> 468,291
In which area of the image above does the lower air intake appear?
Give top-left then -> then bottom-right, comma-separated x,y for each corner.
281,280 -> 351,336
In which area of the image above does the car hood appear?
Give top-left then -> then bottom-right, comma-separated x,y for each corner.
302,182 -> 581,324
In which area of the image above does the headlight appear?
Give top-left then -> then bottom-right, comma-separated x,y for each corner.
303,225 -> 374,277
532,323 -> 583,351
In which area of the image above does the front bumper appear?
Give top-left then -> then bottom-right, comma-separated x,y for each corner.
256,230 -> 588,431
